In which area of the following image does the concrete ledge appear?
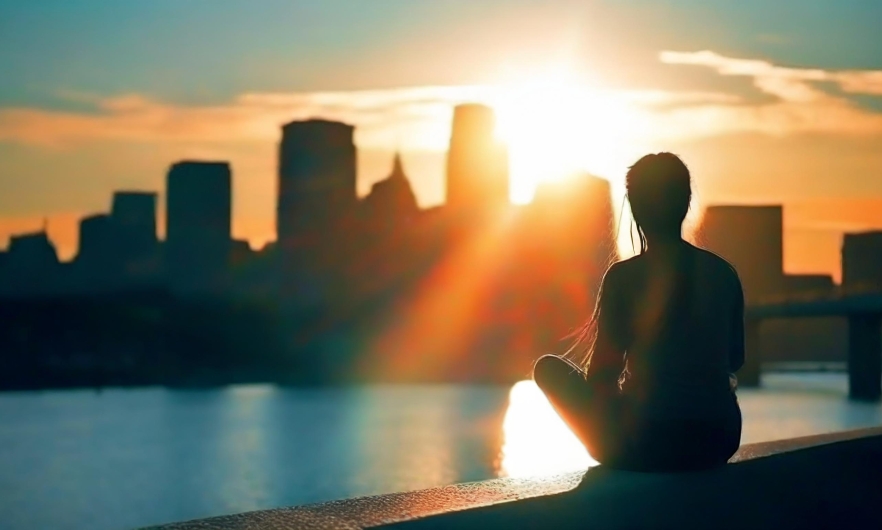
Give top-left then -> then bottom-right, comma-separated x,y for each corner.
146,427 -> 882,530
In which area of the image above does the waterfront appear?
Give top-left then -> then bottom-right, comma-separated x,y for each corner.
1,373 -> 881,530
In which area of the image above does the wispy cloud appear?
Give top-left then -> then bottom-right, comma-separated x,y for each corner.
1,51 -> 881,151
651,50 -> 882,138
660,50 -> 882,97
0,86 -> 492,150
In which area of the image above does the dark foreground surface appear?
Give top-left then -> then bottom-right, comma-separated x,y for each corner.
148,427 -> 882,530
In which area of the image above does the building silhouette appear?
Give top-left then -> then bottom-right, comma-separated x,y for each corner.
445,104 -> 509,213
0,230 -> 59,297
7,99 -> 872,390
277,119 -> 357,309
842,231 -> 882,293
111,191 -> 158,272
362,152 -> 419,233
165,161 -> 232,294
492,173 -> 616,375
75,213 -> 118,292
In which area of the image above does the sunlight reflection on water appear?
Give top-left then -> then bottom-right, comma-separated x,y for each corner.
2,374 -> 881,530
499,380 -> 598,477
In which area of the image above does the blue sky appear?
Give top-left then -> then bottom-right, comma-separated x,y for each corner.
2,0 -> 880,104
1,0 -> 881,277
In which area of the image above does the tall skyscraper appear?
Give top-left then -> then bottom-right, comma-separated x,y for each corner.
532,172 -> 618,272
111,191 -> 158,269
75,213 -> 118,291
165,161 -> 232,294
445,104 -> 509,212
277,120 -> 356,307
697,205 -> 784,303
278,119 -> 356,243
842,231 -> 882,293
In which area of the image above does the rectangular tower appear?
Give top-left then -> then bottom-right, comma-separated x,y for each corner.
445,104 -> 509,212
111,191 -> 158,268
842,231 -> 882,293
278,119 -> 356,240
165,161 -> 232,294
277,119 -> 356,307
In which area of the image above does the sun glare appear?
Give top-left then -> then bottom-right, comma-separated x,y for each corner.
491,67 -> 640,205
499,380 -> 598,478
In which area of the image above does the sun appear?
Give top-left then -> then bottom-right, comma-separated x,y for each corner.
489,67 -> 640,204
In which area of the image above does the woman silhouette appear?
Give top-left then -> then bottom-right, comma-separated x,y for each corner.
534,152 -> 743,472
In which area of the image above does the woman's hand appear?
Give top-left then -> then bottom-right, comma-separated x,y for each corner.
729,373 -> 738,392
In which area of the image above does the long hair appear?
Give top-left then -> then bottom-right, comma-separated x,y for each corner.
564,153 -> 691,371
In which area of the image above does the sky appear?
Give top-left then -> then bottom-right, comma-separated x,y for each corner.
1,0 -> 881,280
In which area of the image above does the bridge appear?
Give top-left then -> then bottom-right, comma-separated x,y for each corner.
743,290 -> 882,401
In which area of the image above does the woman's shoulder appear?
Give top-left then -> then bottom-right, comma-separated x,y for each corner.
690,245 -> 742,286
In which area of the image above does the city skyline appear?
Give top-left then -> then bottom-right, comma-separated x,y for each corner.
0,102 -> 628,389
2,1 -> 882,280
2,102 -> 881,285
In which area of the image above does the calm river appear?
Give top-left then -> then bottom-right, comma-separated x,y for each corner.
1,373 -> 881,530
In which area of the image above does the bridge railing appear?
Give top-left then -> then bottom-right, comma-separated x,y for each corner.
751,284 -> 882,308
741,286 -> 882,402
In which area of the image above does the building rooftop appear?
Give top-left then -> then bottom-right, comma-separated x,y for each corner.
169,160 -> 231,170
281,118 -> 355,130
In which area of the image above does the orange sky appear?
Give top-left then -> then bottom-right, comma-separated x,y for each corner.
2,3 -> 882,281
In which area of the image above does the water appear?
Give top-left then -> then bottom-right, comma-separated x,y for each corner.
1,374 -> 881,530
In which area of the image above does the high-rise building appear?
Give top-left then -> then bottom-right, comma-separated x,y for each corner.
697,205 -> 784,303
111,191 -> 158,265
78,214 -> 115,263
75,213 -> 118,290
277,120 -> 356,307
842,231 -> 882,293
532,172 -> 618,272
493,173 -> 616,372
278,119 -> 356,244
165,161 -> 232,294
445,104 -> 509,212
112,191 -> 156,231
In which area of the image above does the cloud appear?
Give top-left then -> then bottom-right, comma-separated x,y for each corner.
660,50 -> 882,98
621,90 -> 743,106
1,51 -> 881,151
0,85 -> 492,150
651,50 -> 882,138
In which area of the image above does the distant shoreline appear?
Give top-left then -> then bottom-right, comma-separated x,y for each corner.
0,363 -> 848,393
762,361 -> 846,373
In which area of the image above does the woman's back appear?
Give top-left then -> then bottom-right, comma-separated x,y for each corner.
606,241 -> 744,420
533,152 -> 743,471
